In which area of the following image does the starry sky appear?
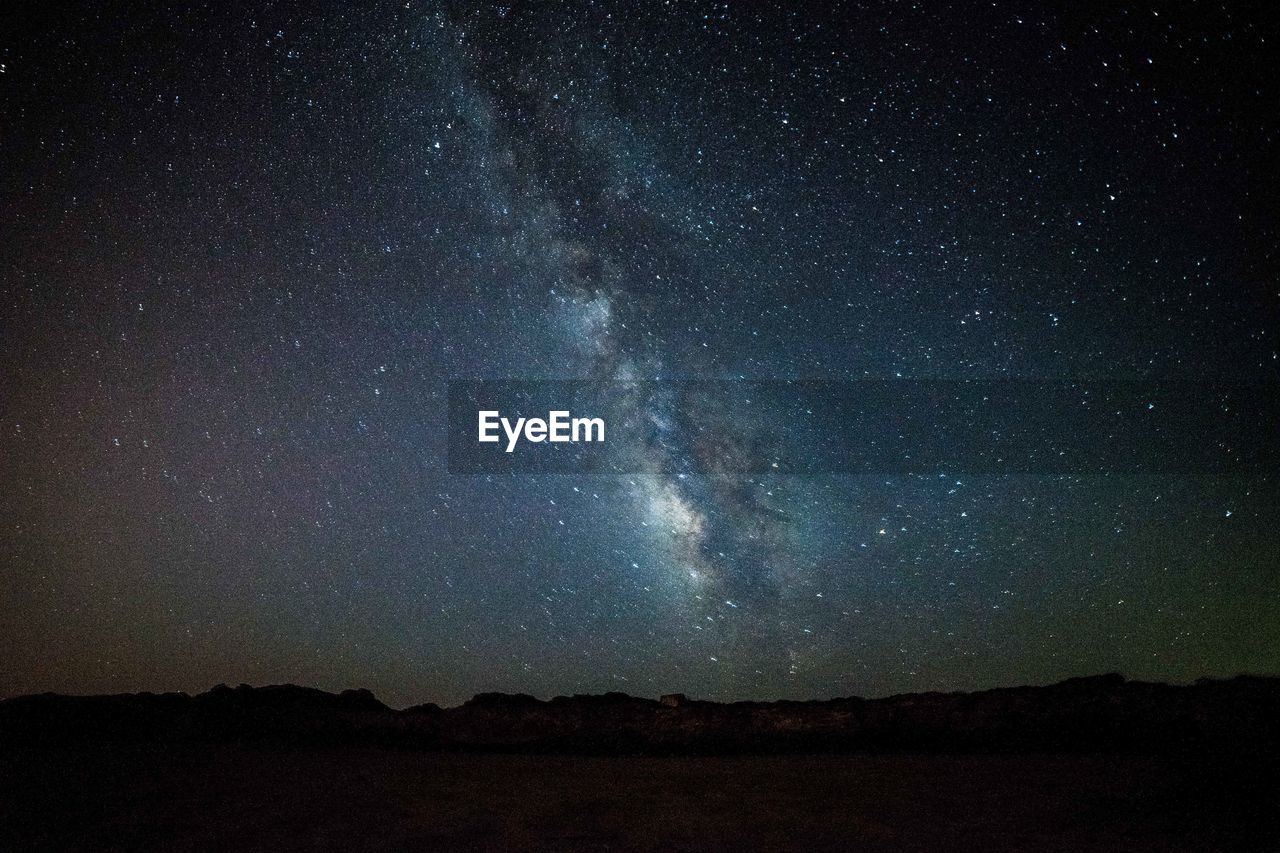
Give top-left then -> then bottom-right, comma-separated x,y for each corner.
2,1 -> 1277,708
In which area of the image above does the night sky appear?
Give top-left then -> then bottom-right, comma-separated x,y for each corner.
2,1 -> 1277,708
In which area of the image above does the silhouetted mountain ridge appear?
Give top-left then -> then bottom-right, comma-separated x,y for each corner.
3,674 -> 1277,756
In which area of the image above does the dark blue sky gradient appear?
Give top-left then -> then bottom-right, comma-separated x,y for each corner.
1,1 -> 1277,707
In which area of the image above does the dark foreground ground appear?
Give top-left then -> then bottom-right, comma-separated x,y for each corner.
2,745 -> 1277,851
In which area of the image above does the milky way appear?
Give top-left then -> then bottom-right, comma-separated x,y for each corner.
2,2 -> 1277,707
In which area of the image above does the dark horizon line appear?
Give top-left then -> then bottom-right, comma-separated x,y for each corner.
7,670 -> 1277,712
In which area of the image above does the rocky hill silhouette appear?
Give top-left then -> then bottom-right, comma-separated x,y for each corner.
3,674 -> 1277,756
